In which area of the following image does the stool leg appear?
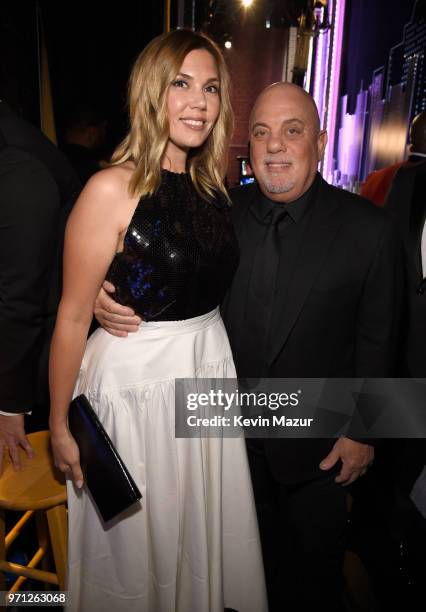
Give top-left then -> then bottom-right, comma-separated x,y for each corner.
35,511 -> 50,590
46,505 -> 67,591
0,509 -> 5,591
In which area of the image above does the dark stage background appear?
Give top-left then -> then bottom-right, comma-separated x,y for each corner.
1,0 -> 420,163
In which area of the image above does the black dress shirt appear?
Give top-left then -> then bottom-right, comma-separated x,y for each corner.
231,174 -> 320,377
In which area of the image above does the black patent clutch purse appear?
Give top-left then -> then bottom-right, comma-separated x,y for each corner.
68,394 -> 142,522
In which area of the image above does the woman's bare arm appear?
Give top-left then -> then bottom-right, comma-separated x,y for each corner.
49,168 -> 133,484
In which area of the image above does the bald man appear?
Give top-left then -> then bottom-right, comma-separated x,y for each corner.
95,83 -> 403,611
361,110 -> 426,206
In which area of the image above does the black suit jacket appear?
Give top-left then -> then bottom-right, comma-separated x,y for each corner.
223,175 -> 403,483
0,102 -> 81,414
386,161 -> 426,376
384,162 -> 426,490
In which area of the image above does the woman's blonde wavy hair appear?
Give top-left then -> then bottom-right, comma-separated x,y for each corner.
111,29 -> 233,201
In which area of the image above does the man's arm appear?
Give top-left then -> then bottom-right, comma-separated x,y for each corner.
0,147 -> 60,411
320,212 -> 404,484
354,213 -> 404,377
0,147 -> 60,468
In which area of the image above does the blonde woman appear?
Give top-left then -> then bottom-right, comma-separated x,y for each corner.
49,30 -> 267,612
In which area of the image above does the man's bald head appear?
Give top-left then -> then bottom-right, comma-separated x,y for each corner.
248,81 -> 327,203
250,82 -> 321,134
410,111 -> 426,154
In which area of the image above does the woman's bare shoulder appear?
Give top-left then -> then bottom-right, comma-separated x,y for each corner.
83,164 -> 135,201
69,163 -> 140,233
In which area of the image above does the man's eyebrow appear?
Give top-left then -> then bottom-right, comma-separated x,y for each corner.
175,72 -> 219,83
282,118 -> 305,125
251,118 -> 306,131
251,122 -> 270,131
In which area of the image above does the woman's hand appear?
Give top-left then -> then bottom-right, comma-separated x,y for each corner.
50,426 -> 84,488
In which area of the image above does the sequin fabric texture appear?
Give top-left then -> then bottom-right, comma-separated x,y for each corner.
106,170 -> 239,320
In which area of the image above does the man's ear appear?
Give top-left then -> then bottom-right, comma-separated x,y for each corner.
317,130 -> 328,161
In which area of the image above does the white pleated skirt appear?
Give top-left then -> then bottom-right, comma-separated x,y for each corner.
66,308 -> 268,612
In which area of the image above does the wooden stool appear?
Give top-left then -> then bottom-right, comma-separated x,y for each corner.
0,431 -> 67,592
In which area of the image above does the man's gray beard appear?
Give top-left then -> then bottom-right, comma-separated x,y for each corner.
263,179 -> 296,194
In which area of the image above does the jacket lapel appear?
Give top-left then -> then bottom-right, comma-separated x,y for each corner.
268,178 -> 343,366
222,186 -> 260,352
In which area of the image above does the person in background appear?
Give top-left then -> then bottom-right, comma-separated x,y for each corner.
60,104 -> 107,185
0,99 -> 80,473
361,111 -> 426,207
384,160 -> 426,604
